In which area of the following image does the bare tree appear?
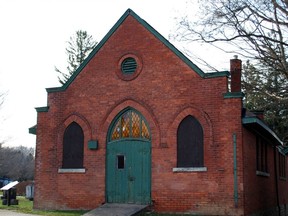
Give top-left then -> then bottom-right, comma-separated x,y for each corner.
176,0 -> 288,78
175,0 -> 288,142
0,146 -> 35,181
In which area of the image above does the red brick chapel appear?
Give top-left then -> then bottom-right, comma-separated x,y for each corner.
30,9 -> 288,216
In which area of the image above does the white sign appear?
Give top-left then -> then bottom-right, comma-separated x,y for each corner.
0,181 -> 19,191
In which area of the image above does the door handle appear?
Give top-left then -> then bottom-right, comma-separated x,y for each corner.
128,176 -> 135,181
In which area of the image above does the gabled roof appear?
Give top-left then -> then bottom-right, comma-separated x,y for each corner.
46,9 -> 229,93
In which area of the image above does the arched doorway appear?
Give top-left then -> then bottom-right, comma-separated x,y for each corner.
106,108 -> 151,204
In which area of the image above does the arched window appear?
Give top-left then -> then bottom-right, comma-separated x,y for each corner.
62,122 -> 84,168
110,109 -> 150,141
177,115 -> 204,167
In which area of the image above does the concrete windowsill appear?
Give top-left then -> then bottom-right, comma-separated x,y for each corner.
173,167 -> 207,172
58,168 -> 86,173
256,170 -> 270,177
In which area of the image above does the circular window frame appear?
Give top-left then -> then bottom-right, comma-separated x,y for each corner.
117,54 -> 143,81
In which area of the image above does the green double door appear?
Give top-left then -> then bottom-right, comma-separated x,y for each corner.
106,140 -> 151,204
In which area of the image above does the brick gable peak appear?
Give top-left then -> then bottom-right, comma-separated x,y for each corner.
46,8 -> 229,93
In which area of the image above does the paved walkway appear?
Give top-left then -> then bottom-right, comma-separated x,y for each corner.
0,209 -> 39,216
83,203 -> 147,216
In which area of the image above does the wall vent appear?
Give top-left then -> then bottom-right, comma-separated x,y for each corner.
121,57 -> 137,74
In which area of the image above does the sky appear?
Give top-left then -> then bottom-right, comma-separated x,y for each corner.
0,0 -> 231,148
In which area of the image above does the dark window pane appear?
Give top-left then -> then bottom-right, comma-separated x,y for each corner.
177,115 -> 204,167
117,155 -> 125,169
62,122 -> 84,168
256,136 -> 269,173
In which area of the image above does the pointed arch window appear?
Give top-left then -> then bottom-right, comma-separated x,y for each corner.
62,122 -> 84,168
110,109 -> 150,141
177,115 -> 204,168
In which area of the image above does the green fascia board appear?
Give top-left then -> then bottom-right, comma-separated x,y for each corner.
130,9 -> 206,78
29,125 -> 37,135
223,92 -> 245,98
278,146 -> 288,155
35,106 -> 49,112
282,146 -> 288,155
205,71 -> 230,78
46,8 -> 224,93
242,117 -> 283,145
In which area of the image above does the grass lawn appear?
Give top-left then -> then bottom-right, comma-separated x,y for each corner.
0,196 -> 88,215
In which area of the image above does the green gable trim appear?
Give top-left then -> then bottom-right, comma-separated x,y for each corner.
29,125 -> 37,135
242,117 -> 283,145
223,92 -> 245,99
35,106 -> 49,112
46,87 -> 61,93
47,9 -> 133,93
282,146 -> 288,155
128,9 -> 206,78
205,71 -> 230,78
46,9 -> 222,93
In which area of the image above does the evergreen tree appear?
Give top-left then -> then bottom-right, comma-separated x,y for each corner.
242,61 -> 288,143
55,30 -> 98,85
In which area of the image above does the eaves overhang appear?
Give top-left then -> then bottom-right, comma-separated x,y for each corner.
35,106 -> 49,112
242,117 -> 283,146
29,125 -> 37,135
282,146 -> 288,155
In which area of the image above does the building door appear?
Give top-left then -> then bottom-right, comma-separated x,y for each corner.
106,109 -> 151,204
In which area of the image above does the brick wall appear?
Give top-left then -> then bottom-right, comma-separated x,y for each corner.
242,128 -> 288,216
33,13 -> 287,215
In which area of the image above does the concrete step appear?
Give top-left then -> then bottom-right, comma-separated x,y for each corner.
83,203 -> 147,216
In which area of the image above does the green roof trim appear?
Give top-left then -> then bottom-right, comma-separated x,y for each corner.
46,9 -> 227,93
223,92 -> 245,98
205,71 -> 230,78
242,117 -> 283,145
29,125 -> 37,135
35,106 -> 49,112
282,146 -> 288,155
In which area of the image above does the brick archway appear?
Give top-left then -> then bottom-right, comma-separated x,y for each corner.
101,99 -> 160,147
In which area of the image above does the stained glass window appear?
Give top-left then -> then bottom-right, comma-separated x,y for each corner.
110,110 -> 150,141
121,112 -> 130,138
111,120 -> 121,140
142,120 -> 150,139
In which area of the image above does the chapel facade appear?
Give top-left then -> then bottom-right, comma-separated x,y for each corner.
30,9 -> 288,216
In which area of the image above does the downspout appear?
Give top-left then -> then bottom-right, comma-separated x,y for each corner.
274,146 -> 281,216
233,133 -> 238,208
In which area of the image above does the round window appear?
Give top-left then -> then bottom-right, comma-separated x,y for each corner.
121,57 -> 137,74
